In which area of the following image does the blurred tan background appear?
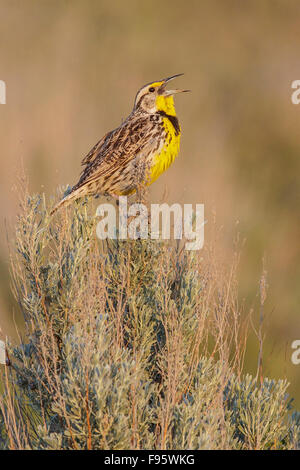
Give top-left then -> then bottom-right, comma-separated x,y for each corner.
0,0 -> 299,405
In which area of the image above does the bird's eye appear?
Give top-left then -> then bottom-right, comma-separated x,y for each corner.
149,87 -> 155,93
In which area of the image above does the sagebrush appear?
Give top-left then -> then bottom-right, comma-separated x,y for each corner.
0,186 -> 299,450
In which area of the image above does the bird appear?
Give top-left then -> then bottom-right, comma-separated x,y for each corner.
50,74 -> 189,215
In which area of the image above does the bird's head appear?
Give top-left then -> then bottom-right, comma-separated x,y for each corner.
133,74 -> 189,116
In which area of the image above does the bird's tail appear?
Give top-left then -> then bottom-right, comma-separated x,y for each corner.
50,187 -> 83,216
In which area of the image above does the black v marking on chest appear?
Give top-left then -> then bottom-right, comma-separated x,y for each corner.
157,110 -> 180,136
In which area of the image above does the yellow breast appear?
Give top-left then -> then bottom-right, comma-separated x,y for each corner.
149,116 -> 181,185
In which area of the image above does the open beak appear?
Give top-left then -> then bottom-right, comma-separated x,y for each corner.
159,73 -> 190,96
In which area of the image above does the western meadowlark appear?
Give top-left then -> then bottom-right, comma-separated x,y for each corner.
50,74 -> 189,215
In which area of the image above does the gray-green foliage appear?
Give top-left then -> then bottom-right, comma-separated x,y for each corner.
0,191 -> 299,450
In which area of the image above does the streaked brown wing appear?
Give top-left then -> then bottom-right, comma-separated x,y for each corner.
81,131 -> 113,167
73,116 -> 159,192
